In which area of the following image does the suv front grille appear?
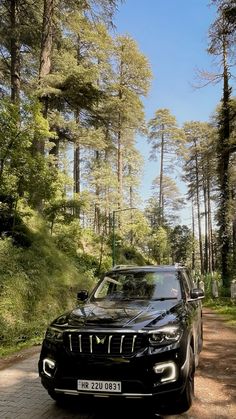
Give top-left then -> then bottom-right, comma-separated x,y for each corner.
64,332 -> 145,355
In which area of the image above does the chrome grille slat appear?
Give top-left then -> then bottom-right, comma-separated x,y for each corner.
66,333 -> 144,355
108,335 -> 112,354
89,335 -> 93,353
132,335 -> 137,352
120,335 -> 125,353
69,334 -> 72,351
79,334 -> 82,352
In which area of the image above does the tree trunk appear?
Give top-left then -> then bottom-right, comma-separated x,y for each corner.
129,165 -> 134,245
192,199 -> 195,271
233,217 -> 236,277
39,0 -> 54,82
73,139 -> 81,218
207,176 -> 213,274
94,151 -> 101,233
117,49 -> 124,210
73,37 -> 83,217
232,187 -> 236,278
195,143 -> 204,274
217,34 -> 231,287
94,202 -> 100,234
35,0 -> 54,155
117,89 -> 123,213
10,0 -> 21,103
159,128 -> 164,225
117,127 -> 123,209
74,143 -> 81,195
104,142 -> 110,235
203,182 -> 208,274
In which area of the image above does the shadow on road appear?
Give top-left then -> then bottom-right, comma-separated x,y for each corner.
56,398 -> 165,419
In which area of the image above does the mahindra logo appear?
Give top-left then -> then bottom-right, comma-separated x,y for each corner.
95,335 -> 106,345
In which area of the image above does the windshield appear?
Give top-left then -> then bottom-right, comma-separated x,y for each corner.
92,270 -> 181,302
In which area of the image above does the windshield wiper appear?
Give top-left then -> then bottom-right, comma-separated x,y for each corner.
151,297 -> 178,301
120,297 -> 136,301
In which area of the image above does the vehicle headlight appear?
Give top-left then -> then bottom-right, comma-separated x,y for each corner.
45,326 -> 63,342
54,315 -> 68,325
148,325 -> 182,346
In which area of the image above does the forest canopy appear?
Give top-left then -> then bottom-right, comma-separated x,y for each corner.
0,0 -> 236,318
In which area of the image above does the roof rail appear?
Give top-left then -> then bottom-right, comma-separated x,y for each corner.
112,264 -> 136,270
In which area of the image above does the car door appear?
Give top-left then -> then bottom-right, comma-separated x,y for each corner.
181,270 -> 202,360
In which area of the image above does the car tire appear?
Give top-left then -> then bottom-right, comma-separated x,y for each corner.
176,345 -> 195,413
195,322 -> 203,368
48,390 -> 69,406
159,346 -> 195,416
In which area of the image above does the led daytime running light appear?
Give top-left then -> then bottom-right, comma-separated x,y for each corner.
153,361 -> 177,382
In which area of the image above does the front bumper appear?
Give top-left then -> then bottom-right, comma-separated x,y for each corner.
38,339 -> 189,400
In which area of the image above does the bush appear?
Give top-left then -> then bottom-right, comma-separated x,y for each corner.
0,231 -> 96,349
115,244 -> 150,266
53,220 -> 82,257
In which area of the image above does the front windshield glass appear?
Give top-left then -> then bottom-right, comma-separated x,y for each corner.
93,271 -> 181,301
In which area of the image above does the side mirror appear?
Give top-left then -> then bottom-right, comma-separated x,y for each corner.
77,289 -> 89,301
190,288 -> 205,300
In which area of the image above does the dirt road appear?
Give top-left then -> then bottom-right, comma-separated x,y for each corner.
0,309 -> 235,419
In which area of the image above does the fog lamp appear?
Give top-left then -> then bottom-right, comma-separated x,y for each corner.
43,358 -> 56,378
153,361 -> 177,383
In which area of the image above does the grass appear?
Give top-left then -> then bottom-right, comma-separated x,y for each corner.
204,298 -> 236,326
0,225 -> 97,355
0,336 -> 42,358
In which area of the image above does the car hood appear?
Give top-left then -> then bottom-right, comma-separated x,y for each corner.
53,299 -> 183,331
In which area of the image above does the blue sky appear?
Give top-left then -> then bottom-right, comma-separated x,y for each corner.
114,0 -> 222,225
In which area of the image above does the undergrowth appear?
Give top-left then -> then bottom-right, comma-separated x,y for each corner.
204,298 -> 236,326
0,211 -> 148,356
0,230 -> 96,353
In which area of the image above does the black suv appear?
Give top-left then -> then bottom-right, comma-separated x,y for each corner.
38,265 -> 204,414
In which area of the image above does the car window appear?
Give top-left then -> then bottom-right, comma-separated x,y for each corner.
94,277 -> 121,299
93,271 -> 181,301
151,272 -> 181,299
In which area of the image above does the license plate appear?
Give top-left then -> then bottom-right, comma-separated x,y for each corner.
77,379 -> 122,393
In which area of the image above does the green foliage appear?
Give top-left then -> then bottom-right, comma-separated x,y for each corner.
204,297 -> 236,325
151,176 -> 185,225
114,244 -> 149,266
43,197 -> 87,235
74,253 -> 109,278
148,226 -> 169,264
148,108 -> 185,161
198,272 -> 232,299
199,272 -> 217,298
207,2 -> 236,285
52,220 -> 82,257
148,108 -> 185,226
0,221 -> 96,348
170,225 -> 193,264
0,0 -> 153,267
0,99 -> 62,217
0,100 -> 32,195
